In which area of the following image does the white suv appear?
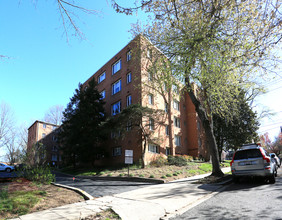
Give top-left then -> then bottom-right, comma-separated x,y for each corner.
230,144 -> 277,184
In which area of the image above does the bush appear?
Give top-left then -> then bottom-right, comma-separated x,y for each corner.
167,155 -> 188,166
150,156 -> 167,167
149,175 -> 155,178
21,166 -> 55,184
166,173 -> 172,177
139,174 -> 145,177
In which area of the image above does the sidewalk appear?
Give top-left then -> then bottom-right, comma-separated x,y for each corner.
11,167 -> 231,220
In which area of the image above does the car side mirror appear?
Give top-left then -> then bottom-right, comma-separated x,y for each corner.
271,154 -> 275,158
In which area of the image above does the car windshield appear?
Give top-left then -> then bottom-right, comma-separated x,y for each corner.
234,149 -> 263,160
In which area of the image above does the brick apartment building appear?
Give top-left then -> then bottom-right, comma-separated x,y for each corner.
27,121 -> 61,166
82,35 -> 209,166
27,35 -> 209,167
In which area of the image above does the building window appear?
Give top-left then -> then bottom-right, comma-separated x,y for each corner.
149,118 -> 154,131
127,95 -> 132,106
52,146 -> 58,152
113,147 -> 122,156
174,117 -> 180,128
112,59 -> 121,75
148,72 -> 153,81
52,126 -> 57,130
42,133 -> 46,138
127,72 -> 132,84
127,50 -> 132,61
149,144 -> 159,153
166,147 -> 171,156
98,72 -> 106,83
165,103 -> 168,113
111,131 -> 121,139
126,121 -> 132,131
112,101 -> 121,115
52,154 -> 58,161
100,90 -> 106,99
148,94 -> 154,105
173,99 -> 180,111
175,135 -> 181,146
166,125 -> 169,136
43,124 -> 46,129
52,136 -> 57,142
112,79 -> 121,95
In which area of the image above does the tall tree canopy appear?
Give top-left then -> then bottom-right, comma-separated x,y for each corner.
115,0 -> 282,176
58,79 -> 106,167
213,89 -> 260,159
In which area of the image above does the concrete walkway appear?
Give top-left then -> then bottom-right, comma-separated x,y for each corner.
10,167 -> 231,220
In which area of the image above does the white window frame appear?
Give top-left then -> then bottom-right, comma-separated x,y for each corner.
113,146 -> 122,156
166,125 -> 169,136
127,50 -> 132,61
149,118 -> 154,131
127,72 -> 132,84
112,59 -> 122,75
127,95 -> 132,107
43,124 -> 46,129
173,99 -> 180,111
112,79 -> 121,95
98,72 -> 106,83
174,117 -> 180,128
175,135 -> 181,146
112,101 -> 121,116
148,94 -> 154,105
100,90 -> 106,99
149,144 -> 159,154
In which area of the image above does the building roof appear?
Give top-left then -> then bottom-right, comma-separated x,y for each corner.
28,120 -> 60,130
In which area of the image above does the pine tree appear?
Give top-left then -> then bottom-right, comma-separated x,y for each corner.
58,78 -> 106,167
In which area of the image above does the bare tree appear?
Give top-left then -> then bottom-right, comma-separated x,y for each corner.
4,130 -> 22,164
0,101 -> 15,148
44,105 -> 64,125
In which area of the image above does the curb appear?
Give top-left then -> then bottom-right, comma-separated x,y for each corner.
51,182 -> 94,200
77,175 -> 165,184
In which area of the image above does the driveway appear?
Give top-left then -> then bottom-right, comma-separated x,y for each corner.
54,172 -> 155,198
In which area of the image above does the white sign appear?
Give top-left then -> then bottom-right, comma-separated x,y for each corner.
125,150 -> 133,157
125,150 -> 133,164
125,157 -> 133,164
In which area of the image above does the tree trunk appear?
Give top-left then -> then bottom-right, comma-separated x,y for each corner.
187,86 -> 224,177
141,136 -> 147,168
167,91 -> 174,156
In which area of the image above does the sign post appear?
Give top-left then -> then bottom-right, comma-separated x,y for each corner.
125,150 -> 133,177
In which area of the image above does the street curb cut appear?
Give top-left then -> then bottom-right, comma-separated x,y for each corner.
51,182 -> 94,200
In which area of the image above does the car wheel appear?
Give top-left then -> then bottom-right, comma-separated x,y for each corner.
269,173 -> 276,184
5,168 -> 11,173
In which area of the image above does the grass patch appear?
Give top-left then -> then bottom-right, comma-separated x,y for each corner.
199,163 -> 212,172
0,189 -> 46,217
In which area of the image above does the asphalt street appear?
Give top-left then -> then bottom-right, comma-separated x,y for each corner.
54,172 -> 155,198
171,168 -> 282,220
